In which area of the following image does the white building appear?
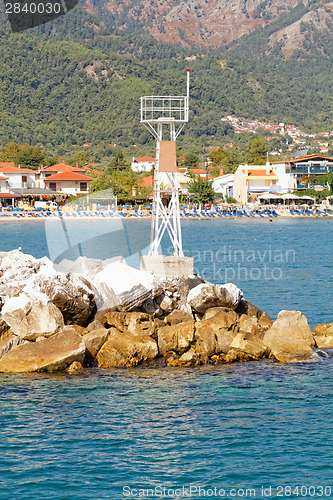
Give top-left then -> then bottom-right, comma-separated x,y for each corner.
43,171 -> 94,195
0,163 -> 37,189
131,157 -> 155,173
212,174 -> 234,199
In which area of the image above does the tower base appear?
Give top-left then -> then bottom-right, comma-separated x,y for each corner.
140,255 -> 194,278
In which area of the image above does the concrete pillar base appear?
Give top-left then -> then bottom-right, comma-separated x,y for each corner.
140,255 -> 194,278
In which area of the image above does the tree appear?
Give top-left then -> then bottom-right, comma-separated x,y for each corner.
15,144 -> 45,168
184,152 -> 199,167
0,142 -> 20,162
109,152 -> 129,171
209,148 -> 227,167
72,151 -> 90,168
188,176 -> 215,204
245,138 -> 268,165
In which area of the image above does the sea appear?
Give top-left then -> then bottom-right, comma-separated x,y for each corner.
0,218 -> 332,500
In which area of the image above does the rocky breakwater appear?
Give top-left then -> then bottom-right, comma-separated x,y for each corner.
0,250 -> 331,373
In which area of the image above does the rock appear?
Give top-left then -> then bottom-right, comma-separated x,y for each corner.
66,361 -> 84,375
1,292 -> 64,340
71,324 -> 86,336
314,323 -> 333,336
263,310 -> 314,363
92,260 -> 162,312
235,299 -> 264,319
158,295 -> 174,313
96,311 -> 155,337
96,329 -> 158,368
165,310 -> 194,325
168,348 -> 200,367
158,322 -> 195,357
40,274 -> 96,326
0,334 -> 26,360
194,309 -> 239,358
203,306 -> 235,321
239,315 -> 265,338
84,320 -> 105,333
259,312 -> 274,330
187,282 -> 242,313
314,335 -> 333,349
83,328 -> 110,362
228,332 -> 268,360
142,299 -> 161,316
0,327 -> 86,373
224,350 -> 256,363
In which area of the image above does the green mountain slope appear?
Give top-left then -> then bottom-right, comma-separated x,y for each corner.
0,2 -> 333,150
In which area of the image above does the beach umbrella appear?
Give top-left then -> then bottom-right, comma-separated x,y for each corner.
300,195 -> 315,201
258,193 -> 279,200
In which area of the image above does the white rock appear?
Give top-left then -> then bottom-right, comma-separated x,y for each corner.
187,282 -> 242,313
1,292 -> 64,340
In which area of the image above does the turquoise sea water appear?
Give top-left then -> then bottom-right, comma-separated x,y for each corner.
0,218 -> 332,499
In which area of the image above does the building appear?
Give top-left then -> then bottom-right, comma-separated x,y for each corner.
131,157 -> 156,173
36,163 -> 87,188
212,174 -> 234,199
0,163 -> 37,189
233,164 -> 279,204
283,154 -> 333,190
43,171 -> 94,195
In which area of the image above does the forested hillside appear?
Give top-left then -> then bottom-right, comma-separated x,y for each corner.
0,0 -> 333,152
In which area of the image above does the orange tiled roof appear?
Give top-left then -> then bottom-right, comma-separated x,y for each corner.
243,168 -> 277,177
42,163 -> 85,173
44,172 -> 94,181
134,157 -> 156,162
140,175 -> 154,187
0,164 -> 36,173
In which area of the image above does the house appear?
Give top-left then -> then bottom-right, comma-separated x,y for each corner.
43,171 -> 94,195
283,154 -> 333,190
36,163 -> 87,188
233,164 -> 279,203
0,172 -> 9,192
0,163 -> 37,189
131,157 -> 155,173
212,174 -> 235,199
140,171 -> 192,194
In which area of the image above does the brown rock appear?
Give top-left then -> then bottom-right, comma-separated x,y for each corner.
228,332 -> 268,360
239,315 -> 265,338
84,319 -> 105,333
259,312 -> 274,329
96,311 -> 154,336
66,361 -> 84,375
203,307 -> 235,321
0,327 -> 86,373
83,327 -> 111,362
158,322 -> 195,357
314,323 -> 333,336
194,310 -> 239,358
96,330 -> 158,368
314,335 -> 333,349
165,310 -> 194,325
263,310 -> 314,363
71,324 -> 86,336
167,348 -> 200,367
235,299 -> 264,319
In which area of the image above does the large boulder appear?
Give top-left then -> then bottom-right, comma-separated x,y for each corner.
83,328 -> 110,362
92,259 -> 162,312
313,322 -> 333,349
158,322 -> 195,357
227,332 -> 268,361
195,309 -> 239,359
0,327 -> 86,373
96,311 -> 155,337
235,299 -> 263,319
40,274 -> 96,326
187,283 -> 242,313
263,310 -> 314,363
96,328 -> 158,368
1,292 -> 64,340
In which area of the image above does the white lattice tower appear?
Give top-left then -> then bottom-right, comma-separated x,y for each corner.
140,70 -> 190,256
